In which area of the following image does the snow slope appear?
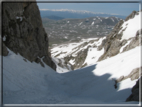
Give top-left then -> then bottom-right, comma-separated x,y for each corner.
3,46 -> 141,104
3,49 -> 67,104
51,37 -> 106,72
51,38 -> 99,59
119,11 -> 141,40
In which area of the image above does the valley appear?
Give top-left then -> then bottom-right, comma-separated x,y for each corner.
42,16 -> 121,46
2,1 -> 141,105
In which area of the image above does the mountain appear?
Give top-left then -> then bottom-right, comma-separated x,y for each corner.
42,16 -> 122,46
51,10 -> 141,72
3,37 -> 141,104
43,15 -> 64,20
40,9 -> 126,19
50,10 -> 142,102
2,1 -> 56,70
2,1 -> 141,104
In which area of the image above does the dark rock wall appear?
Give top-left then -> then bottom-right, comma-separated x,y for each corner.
126,76 -> 142,102
2,1 -> 56,70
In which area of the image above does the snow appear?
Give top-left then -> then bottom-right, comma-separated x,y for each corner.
84,48 -> 104,66
16,16 -> 23,21
78,22 -> 83,26
115,17 -> 120,21
119,40 -> 132,53
64,36 -> 68,39
91,21 -> 94,25
3,36 -> 6,41
3,49 -> 66,104
52,57 -> 71,73
93,46 -> 141,79
111,18 -> 115,22
119,11 -> 141,40
97,16 -> 102,22
3,45 -> 140,104
51,37 -> 106,70
69,59 -> 75,65
117,78 -> 137,91
51,38 -> 98,58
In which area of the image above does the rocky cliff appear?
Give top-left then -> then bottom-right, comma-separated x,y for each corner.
2,1 -> 56,70
126,76 -> 142,102
98,11 -> 142,61
96,10 -> 142,102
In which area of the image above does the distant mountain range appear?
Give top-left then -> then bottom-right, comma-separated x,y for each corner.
40,9 -> 126,20
43,15 -> 64,20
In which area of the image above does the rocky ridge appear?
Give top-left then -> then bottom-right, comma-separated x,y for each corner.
51,38 -> 105,71
51,11 -> 142,91
2,1 -> 56,70
98,10 -> 142,61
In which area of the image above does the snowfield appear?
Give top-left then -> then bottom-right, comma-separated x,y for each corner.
51,37 -> 106,72
3,45 -> 141,105
119,11 -> 141,41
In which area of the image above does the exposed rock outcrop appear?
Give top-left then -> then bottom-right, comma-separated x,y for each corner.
123,30 -> 142,52
2,1 -> 56,70
125,11 -> 139,21
64,46 -> 90,70
126,76 -> 142,102
97,20 -> 124,61
116,67 -> 142,83
98,11 -> 141,62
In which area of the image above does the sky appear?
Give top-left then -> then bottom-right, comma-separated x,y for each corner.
36,0 -> 140,16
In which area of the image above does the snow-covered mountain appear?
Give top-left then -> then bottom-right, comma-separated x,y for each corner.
51,37 -> 105,72
2,1 -> 141,105
42,16 -> 121,46
3,41 -> 141,104
50,11 -> 141,102
51,10 -> 141,73
40,9 -> 126,19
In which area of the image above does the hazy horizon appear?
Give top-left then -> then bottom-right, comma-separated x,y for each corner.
37,2 -> 139,16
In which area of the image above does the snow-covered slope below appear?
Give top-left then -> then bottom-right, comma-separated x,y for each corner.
51,37 -> 106,72
3,46 -> 141,104
3,49 -> 67,104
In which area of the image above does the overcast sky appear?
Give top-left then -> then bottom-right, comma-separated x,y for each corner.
37,0 -> 140,16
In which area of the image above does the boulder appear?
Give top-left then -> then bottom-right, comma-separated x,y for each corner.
116,76 -> 124,83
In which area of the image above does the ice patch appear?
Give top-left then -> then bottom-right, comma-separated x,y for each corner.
16,16 -> 23,21
3,36 -> 6,41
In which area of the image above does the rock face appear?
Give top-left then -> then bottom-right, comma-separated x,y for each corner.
98,11 -> 141,62
126,76 -> 142,102
2,1 -> 56,70
116,67 -> 142,83
97,20 -> 124,61
125,11 -> 139,21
